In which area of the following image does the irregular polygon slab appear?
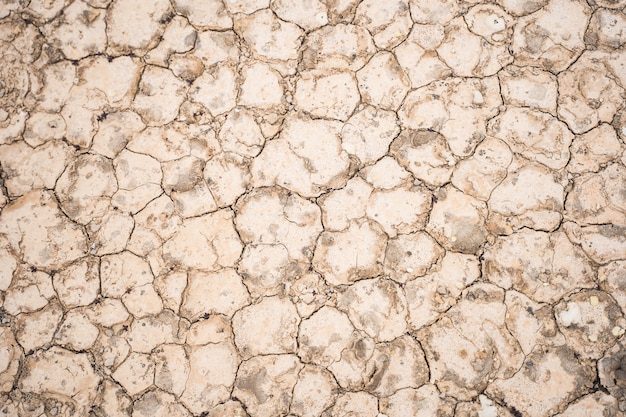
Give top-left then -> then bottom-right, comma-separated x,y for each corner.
555,290 -> 625,359
19,347 -> 101,415
486,345 -> 595,417
566,163 -> 626,227
233,296 -> 299,357
291,365 -> 337,417
504,290 -> 562,356
0,140 -> 73,197
409,0 -> 459,25
162,209 -> 243,270
554,392 -> 619,417
79,56 -> 143,108
399,77 -> 501,157
497,0 -> 548,16
186,315 -> 232,345
384,231 -> 444,283
558,51 -> 625,134
390,129 -> 456,187
100,251 -> 154,298
380,384 -> 455,417
127,123 -> 207,162
219,108 -> 265,158
354,0 -> 411,49
181,268 -> 249,320
298,306 -> 358,366
338,278 -> 408,342
272,0 -> 328,31
341,106 -> 399,165
126,311 -> 183,354
251,116 -> 352,197
361,157 -> 411,190
56,309 -> 100,351
313,219 -> 387,286
586,8 -> 626,50
598,338 -> 626,411
405,252 -> 480,330
465,4 -> 514,44
111,352 -> 154,395
55,153 -> 117,224
180,342 -> 239,413
319,176 -> 373,231
15,302 -> 63,352
113,149 -> 162,214
511,0 -> 590,72
224,0 -> 269,14
567,124 -> 623,174
107,0 -> 171,55
600,260 -> 626,313
238,244 -> 303,297
451,137 -> 512,201
487,163 -> 564,234
329,392 -> 378,417
364,335 -> 429,397
190,65 -> 238,116
366,185 -> 431,238
193,30 -> 239,68
301,24 -> 376,71
427,185 -> 488,253
233,354 -> 303,417
564,222 -> 626,264
238,62 -> 284,109
92,111 -> 145,158
234,9 -> 303,62
2,267 -> 53,316
0,190 -> 87,269
498,65 -> 558,114
161,156 -> 204,194
23,111 -> 66,147
396,44 -> 450,91
145,16 -> 197,66
356,52 -> 410,111
437,17 -> 511,77
133,66 -> 188,126
133,390 -> 191,417
0,328 -> 22,393
295,71 -> 360,121
488,107 -> 573,169
133,195 -> 181,242
0,236 -> 18,292
483,229 -> 595,304
418,284 -> 524,400
236,187 -> 322,261
172,0 -> 232,29
43,1 -> 105,60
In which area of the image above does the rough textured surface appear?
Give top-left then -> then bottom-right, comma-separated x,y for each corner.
0,1 -> 625,416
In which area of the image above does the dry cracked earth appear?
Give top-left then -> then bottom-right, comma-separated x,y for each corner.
0,0 -> 626,416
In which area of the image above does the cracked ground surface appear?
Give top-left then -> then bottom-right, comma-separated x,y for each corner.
0,0 -> 625,416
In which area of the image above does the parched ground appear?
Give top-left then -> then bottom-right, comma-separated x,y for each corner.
0,0 -> 626,416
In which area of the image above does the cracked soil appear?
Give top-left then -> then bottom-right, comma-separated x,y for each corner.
0,0 -> 626,416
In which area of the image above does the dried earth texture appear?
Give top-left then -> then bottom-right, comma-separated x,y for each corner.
0,0 -> 626,416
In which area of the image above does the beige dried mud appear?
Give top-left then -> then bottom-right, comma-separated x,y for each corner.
1,0 -> 625,415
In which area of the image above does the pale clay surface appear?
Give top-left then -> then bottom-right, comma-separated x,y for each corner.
0,0 -> 625,416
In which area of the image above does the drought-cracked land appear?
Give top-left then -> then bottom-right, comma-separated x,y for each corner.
0,0 -> 626,416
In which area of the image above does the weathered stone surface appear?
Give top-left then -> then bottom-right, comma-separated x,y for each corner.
233,354 -> 303,417
0,190 -> 87,269
399,77 -> 502,157
484,229 -> 595,303
19,347 -> 102,415
313,219 -> 387,286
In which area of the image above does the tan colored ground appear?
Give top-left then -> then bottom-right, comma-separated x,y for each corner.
1,0 -> 626,416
